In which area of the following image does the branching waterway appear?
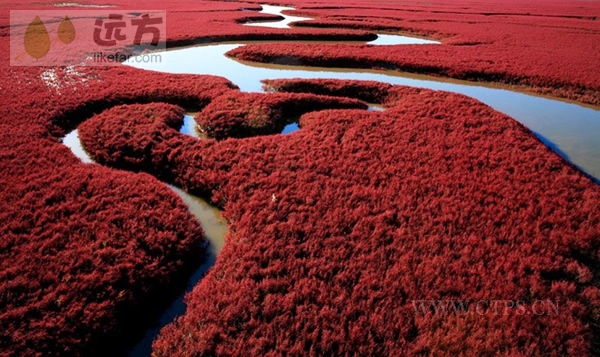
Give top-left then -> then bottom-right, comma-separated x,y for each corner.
126,5 -> 600,182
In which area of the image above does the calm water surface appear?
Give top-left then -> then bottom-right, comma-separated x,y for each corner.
126,44 -> 600,181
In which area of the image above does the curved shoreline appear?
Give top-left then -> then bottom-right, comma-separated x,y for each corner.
60,124 -> 228,357
126,42 -> 600,182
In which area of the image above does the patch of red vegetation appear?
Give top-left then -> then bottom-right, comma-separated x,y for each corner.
2,0 -> 600,355
0,165 -> 206,356
196,91 -> 368,139
230,39 -> 600,106
0,25 -> 236,357
227,0 -> 600,106
263,78 -> 394,104
78,103 -> 185,175
78,80 -> 600,356
156,0 -> 377,45
78,103 -> 217,200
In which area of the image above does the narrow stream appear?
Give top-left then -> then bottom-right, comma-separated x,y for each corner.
124,5 -> 600,181
128,184 -> 226,357
126,44 -> 600,181
59,122 -> 227,357
244,4 -> 313,29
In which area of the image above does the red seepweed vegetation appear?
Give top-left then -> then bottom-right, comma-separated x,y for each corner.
77,79 -> 600,356
195,91 -> 367,139
262,78 -> 394,104
226,0 -> 600,106
2,0 -> 600,355
0,164 -> 208,356
0,39 -> 238,357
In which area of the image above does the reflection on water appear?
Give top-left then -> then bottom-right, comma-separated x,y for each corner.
126,43 -> 600,181
244,4 -> 313,29
179,114 -> 201,138
243,4 -> 440,46
281,122 -> 299,134
61,129 -> 93,163
368,34 -> 439,45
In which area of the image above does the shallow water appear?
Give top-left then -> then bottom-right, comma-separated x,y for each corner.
179,114 -> 201,138
126,43 -> 600,181
243,4 -> 440,46
128,185 -> 227,357
60,128 -> 228,356
61,129 -> 93,163
368,105 -> 385,112
243,4 -> 315,29
368,34 -> 439,45
169,185 -> 227,254
281,122 -> 300,134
